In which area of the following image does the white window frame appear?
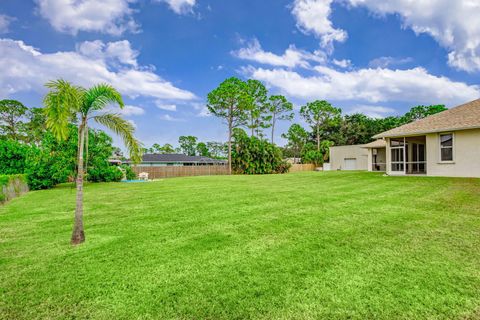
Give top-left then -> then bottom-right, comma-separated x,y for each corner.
439,132 -> 454,163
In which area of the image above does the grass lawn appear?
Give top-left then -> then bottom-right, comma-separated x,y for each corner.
1,172 -> 480,319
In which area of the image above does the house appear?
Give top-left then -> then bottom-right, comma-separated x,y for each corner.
369,98 -> 480,178
132,154 -> 227,167
328,145 -> 369,171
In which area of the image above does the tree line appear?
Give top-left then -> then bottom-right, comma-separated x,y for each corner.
205,77 -> 447,171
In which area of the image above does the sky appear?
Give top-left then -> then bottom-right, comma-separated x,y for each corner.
0,0 -> 479,149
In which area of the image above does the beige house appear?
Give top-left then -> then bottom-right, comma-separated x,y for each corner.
371,99 -> 480,178
328,145 -> 369,170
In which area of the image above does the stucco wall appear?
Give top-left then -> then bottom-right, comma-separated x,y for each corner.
385,129 -> 480,178
329,145 -> 368,171
426,128 -> 480,178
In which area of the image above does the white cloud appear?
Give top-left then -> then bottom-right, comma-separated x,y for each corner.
0,38 -> 196,102
0,15 -> 14,34
368,56 -> 413,68
347,105 -> 395,118
233,38 -> 326,68
156,0 -> 196,14
291,0 -> 480,72
76,40 -> 139,67
332,58 -> 351,68
127,119 -> 137,128
197,106 -> 211,117
115,105 -> 145,116
35,0 -> 139,35
156,103 -> 177,111
291,0 -> 347,49
159,114 -> 184,122
345,0 -> 480,72
243,65 -> 480,106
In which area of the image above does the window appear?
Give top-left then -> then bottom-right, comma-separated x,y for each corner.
440,133 -> 453,161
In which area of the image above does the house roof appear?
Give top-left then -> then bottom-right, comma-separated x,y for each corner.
362,139 -> 386,148
139,153 -> 226,164
373,98 -> 480,138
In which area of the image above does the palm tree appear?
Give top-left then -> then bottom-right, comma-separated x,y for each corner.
44,80 -> 142,245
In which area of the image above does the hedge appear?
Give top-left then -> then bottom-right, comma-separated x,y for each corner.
0,174 -> 29,203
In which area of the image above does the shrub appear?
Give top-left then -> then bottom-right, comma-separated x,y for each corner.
24,147 -> 61,190
122,165 -> 137,180
0,139 -> 29,175
231,128 -> 289,174
88,165 -> 123,183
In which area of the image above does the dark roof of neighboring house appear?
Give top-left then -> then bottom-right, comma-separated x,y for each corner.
139,154 -> 226,164
374,98 -> 480,138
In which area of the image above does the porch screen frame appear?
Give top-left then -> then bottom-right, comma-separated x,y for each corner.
390,137 -> 406,174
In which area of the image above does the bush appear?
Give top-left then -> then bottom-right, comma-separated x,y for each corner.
24,147 -> 61,190
0,139 -> 29,175
301,149 -> 324,167
88,165 -> 123,182
231,128 -> 289,174
122,165 -> 137,180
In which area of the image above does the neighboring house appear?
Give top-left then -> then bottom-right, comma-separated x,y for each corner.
329,145 -> 369,171
372,98 -> 480,178
130,154 -> 227,166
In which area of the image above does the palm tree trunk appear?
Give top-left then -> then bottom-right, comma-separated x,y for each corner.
84,124 -> 89,181
71,118 -> 86,245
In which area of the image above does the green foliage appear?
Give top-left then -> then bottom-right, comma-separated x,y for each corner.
22,125 -> 125,190
0,99 -> 28,140
400,104 -> 447,124
44,80 -> 142,163
88,166 -> 123,183
207,77 -> 250,128
282,124 -> 309,159
0,140 -> 29,175
300,100 -> 342,151
122,165 -> 137,180
267,95 -> 294,143
24,127 -> 78,190
196,142 -> 210,157
231,128 -> 288,174
178,135 -> 198,156
245,79 -> 268,137
25,107 -> 47,145
206,141 -> 226,159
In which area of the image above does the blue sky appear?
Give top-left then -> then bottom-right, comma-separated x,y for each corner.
0,0 -> 479,148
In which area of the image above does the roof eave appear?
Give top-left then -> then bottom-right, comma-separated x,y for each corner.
374,125 -> 480,139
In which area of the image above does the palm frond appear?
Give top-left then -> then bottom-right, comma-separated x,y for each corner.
43,79 -> 83,140
84,83 -> 124,113
93,113 -> 143,163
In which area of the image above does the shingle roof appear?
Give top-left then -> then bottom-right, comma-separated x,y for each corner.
362,139 -> 386,148
140,154 -> 226,164
373,99 -> 480,138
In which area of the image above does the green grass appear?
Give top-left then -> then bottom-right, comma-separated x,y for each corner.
1,172 -> 480,319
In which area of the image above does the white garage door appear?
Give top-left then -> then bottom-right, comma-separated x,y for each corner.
344,158 -> 357,170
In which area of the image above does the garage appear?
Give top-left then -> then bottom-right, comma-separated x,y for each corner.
344,158 -> 357,170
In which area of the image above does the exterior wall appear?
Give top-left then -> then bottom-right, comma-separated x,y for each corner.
329,145 -> 369,171
368,148 -> 386,171
426,128 -> 480,178
384,129 -> 480,178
